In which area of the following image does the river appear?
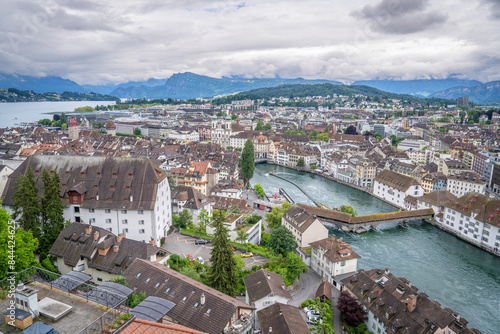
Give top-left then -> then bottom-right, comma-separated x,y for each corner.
252,163 -> 500,333
0,101 -> 116,128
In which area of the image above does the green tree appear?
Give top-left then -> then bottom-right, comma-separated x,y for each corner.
340,204 -> 357,217
0,204 -> 38,279
241,139 -> 255,187
39,169 -> 65,253
261,232 -> 271,247
195,209 -> 210,235
372,132 -> 382,141
207,210 -> 239,296
11,167 -> 41,239
134,127 -> 141,136
180,266 -> 201,281
254,184 -> 265,198
265,202 -> 291,229
297,158 -> 305,168
167,175 -> 177,190
229,205 -> 241,214
236,228 -> 249,243
60,112 -> 67,124
231,114 -> 238,120
264,123 -> 272,130
173,209 -> 193,229
309,130 -> 319,140
268,226 -> 298,256
285,253 -> 308,283
255,120 -> 264,131
311,164 -> 317,170
110,275 -> 128,285
317,132 -> 330,142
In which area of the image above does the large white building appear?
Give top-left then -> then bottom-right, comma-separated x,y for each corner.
281,204 -> 329,248
418,191 -> 500,252
373,170 -> 424,209
1,155 -> 171,246
309,237 -> 360,290
446,171 -> 486,197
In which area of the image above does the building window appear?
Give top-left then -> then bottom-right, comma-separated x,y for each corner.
105,209 -> 111,213
105,219 -> 111,224
97,278 -> 103,282
74,207 -> 80,213
139,229 -> 145,234
75,216 -> 81,222
121,210 -> 127,214
122,228 -> 128,233
139,220 -> 145,225
122,219 -> 128,225
89,218 -> 95,224
138,210 -> 144,214
89,208 -> 95,213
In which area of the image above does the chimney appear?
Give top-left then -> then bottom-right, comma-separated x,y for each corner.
85,225 -> 92,235
113,245 -> 119,253
149,239 -> 156,245
282,283 -> 286,289
269,327 -> 272,333
117,233 -> 125,243
130,195 -> 133,202
94,230 -> 99,241
267,274 -> 271,280
279,310 -> 283,316
201,293 -> 205,306
385,267 -> 390,275
407,294 -> 417,312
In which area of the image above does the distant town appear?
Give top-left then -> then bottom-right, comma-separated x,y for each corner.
0,89 -> 498,334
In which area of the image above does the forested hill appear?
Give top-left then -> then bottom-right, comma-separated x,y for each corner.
0,88 -> 118,103
213,84 -> 454,105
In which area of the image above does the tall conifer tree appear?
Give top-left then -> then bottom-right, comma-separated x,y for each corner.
40,168 -> 65,253
11,167 -> 41,239
240,139 -> 255,187
207,210 -> 238,297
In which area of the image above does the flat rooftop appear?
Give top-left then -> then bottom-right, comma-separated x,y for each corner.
0,282 -> 107,333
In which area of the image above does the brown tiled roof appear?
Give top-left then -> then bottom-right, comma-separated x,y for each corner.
121,318 -> 208,334
49,223 -> 159,273
171,186 -> 212,210
351,209 -> 434,224
1,155 -> 167,210
315,280 -> 332,301
309,237 -> 360,263
374,170 -> 420,192
296,203 -> 353,223
342,269 -> 481,334
257,303 -> 310,334
443,192 -> 500,228
418,190 -> 457,207
282,204 -> 318,233
123,259 -> 253,334
243,269 -> 292,303
448,171 -> 486,185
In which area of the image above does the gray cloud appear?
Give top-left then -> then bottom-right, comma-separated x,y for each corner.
0,0 -> 498,84
351,0 -> 448,34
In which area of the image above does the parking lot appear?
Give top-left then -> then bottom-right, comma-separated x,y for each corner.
164,232 -> 268,269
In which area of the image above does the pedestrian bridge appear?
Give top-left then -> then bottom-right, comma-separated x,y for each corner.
296,204 -> 434,232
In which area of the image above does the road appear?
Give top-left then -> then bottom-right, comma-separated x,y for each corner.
288,270 -> 323,307
163,231 -> 268,269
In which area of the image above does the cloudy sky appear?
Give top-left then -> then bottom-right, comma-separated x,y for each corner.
1,0 -> 499,84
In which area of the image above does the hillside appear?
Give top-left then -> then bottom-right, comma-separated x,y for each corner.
213,83 -> 454,105
351,79 -> 482,97
430,81 -> 500,104
0,73 -> 87,93
109,72 -> 344,99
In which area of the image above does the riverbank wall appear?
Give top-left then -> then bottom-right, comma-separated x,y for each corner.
426,218 -> 500,258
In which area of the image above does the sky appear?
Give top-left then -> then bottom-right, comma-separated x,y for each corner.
1,0 -> 499,85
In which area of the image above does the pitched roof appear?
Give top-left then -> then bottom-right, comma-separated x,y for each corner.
257,303 -> 310,334
49,223 -> 159,274
309,237 -> 361,263
315,280 -> 333,301
121,318 -> 208,334
171,186 -> 212,210
296,203 -> 353,223
282,204 -> 319,233
123,259 -> 253,334
1,155 -> 167,210
243,269 -> 292,303
342,269 -> 480,334
374,170 -> 420,192
418,190 -> 457,207
443,192 -> 500,228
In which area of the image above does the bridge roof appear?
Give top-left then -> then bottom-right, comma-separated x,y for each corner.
297,203 -> 353,223
351,209 -> 434,224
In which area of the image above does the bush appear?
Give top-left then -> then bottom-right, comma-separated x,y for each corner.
41,258 -> 58,273
39,252 -> 47,263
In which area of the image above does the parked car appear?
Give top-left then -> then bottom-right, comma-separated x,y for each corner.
307,314 -> 323,325
241,251 -> 253,258
195,239 -> 209,245
187,254 -> 195,262
197,257 -> 204,265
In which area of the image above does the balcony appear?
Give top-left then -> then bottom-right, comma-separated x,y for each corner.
224,313 -> 254,334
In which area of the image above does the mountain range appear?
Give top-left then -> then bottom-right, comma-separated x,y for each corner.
430,81 -> 500,104
1,72 -> 499,104
351,79 -> 482,97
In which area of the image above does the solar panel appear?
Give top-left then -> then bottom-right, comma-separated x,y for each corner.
130,296 -> 175,322
85,282 -> 133,307
51,271 -> 92,292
